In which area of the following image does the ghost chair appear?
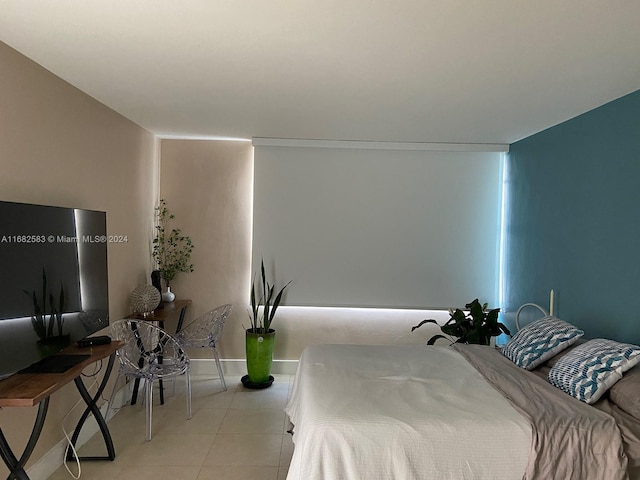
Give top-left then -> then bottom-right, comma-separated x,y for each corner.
175,304 -> 232,391
109,319 -> 192,441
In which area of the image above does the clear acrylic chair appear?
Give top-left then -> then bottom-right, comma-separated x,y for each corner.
176,304 -> 232,391
110,319 -> 192,441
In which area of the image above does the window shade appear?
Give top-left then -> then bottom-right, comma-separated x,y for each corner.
252,140 -> 504,310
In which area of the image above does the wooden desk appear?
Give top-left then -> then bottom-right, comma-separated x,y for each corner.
0,342 -> 122,480
129,299 -> 192,333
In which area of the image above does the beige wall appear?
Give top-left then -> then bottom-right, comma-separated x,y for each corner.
0,42 -> 156,476
159,139 -> 253,360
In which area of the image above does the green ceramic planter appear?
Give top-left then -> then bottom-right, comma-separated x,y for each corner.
245,329 -> 275,384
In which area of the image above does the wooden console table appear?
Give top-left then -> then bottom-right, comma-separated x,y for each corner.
0,342 -> 122,480
128,299 -> 192,333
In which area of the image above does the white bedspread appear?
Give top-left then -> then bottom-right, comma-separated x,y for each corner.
285,344 -> 531,480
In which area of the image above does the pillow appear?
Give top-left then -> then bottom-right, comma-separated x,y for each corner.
548,339 -> 640,404
544,338 -> 587,367
608,364 -> 640,419
501,316 -> 584,370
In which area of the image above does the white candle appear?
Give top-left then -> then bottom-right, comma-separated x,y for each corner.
549,289 -> 554,316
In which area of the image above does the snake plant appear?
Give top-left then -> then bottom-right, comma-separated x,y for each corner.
23,268 -> 65,339
248,259 -> 291,333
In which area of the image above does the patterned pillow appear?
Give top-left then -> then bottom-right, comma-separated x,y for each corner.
501,316 -> 584,370
548,339 -> 640,404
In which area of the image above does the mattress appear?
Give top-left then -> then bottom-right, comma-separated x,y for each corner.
285,344 -> 531,480
285,343 -> 629,480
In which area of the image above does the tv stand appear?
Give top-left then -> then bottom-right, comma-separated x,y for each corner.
0,342 -> 122,480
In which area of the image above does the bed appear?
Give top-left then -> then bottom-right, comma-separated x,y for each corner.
285,341 -> 640,480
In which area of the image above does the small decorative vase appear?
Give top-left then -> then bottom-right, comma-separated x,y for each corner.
162,286 -> 175,303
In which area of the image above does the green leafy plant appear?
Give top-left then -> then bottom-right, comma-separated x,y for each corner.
411,298 -> 510,346
152,199 -> 194,286
23,268 -> 65,340
248,259 -> 291,333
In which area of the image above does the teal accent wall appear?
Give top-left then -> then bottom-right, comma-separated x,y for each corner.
504,90 -> 640,343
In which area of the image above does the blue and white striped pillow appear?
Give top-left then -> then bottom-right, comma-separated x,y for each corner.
501,316 -> 584,370
548,339 -> 640,404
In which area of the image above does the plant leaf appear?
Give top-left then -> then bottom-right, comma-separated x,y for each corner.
485,308 -> 500,326
451,308 -> 466,323
469,300 -> 484,324
427,334 -> 451,345
441,323 -> 464,337
411,319 -> 438,332
250,276 -> 259,332
498,323 -> 511,335
261,260 -> 268,330
269,281 -> 292,325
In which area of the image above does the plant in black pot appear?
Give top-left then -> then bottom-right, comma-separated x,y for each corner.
243,259 -> 291,389
24,268 -> 70,356
411,299 -> 510,346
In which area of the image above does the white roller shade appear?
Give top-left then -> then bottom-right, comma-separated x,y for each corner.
252,139 -> 504,310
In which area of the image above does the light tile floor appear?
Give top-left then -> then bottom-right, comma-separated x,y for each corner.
48,375 -> 294,480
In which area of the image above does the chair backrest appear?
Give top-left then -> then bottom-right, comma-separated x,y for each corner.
111,319 -> 189,377
176,304 -> 232,349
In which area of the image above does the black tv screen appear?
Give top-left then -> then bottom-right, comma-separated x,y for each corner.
0,201 -> 109,378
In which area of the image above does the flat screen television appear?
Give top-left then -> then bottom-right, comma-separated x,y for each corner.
0,200 -> 109,378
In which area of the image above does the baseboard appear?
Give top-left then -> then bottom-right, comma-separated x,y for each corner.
26,381 -> 132,480
190,358 -> 299,376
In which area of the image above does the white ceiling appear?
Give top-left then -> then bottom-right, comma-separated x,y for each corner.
1,1 -> 638,144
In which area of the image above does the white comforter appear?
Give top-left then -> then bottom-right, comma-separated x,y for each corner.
285,344 -> 531,480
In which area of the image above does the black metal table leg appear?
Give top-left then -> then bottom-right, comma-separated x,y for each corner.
158,379 -> 165,404
130,322 -> 147,406
175,306 -> 188,333
66,353 -> 116,462
0,397 -> 49,480
131,321 -> 167,406
158,321 -> 165,404
131,369 -> 163,406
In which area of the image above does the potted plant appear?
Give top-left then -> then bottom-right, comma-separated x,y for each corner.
152,199 -> 194,302
242,259 -> 291,389
411,299 -> 510,346
24,268 -> 70,356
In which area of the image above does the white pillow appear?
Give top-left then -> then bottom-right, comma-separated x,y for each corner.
548,339 -> 640,404
501,316 -> 584,370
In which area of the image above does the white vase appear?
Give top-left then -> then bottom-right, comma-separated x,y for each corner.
162,286 -> 175,302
